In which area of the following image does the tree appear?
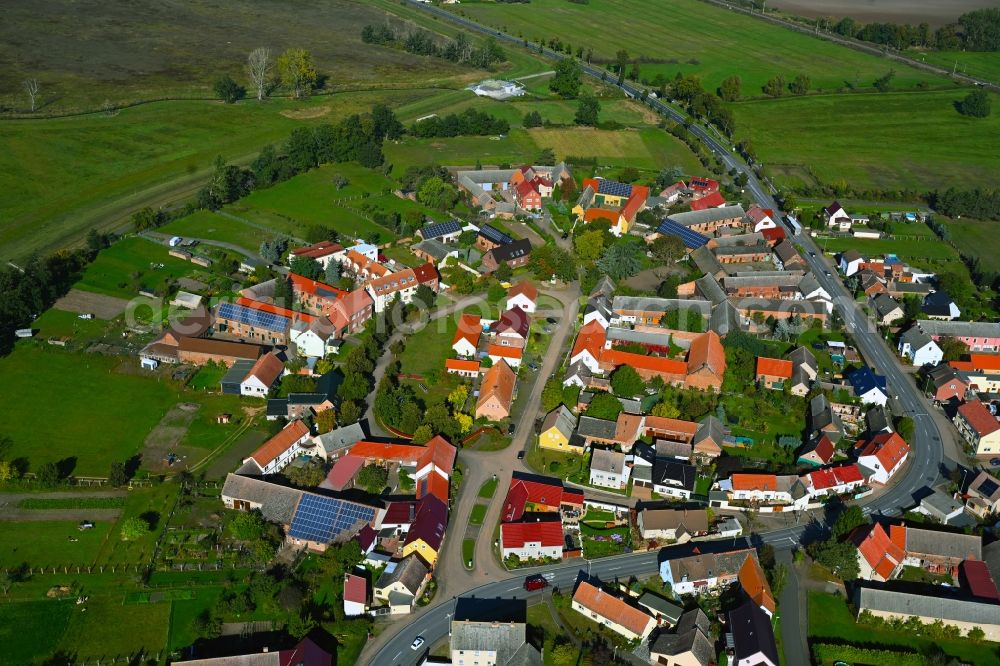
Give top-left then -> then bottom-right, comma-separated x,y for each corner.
573,95 -> 601,127
938,270 -> 972,305
811,540 -> 860,579
285,463 -> 326,488
615,49 -> 630,85
788,74 -> 810,95
316,409 -> 337,434
338,400 -> 362,425
611,365 -> 645,398
214,75 -> 246,103
289,255 -> 322,280
541,378 -> 564,412
523,110 -> 544,128
277,48 -> 317,98
357,465 -> 389,493
455,413 -> 473,434
830,504 -> 866,541
657,276 -> 680,299
938,336 -> 969,362
549,58 -> 582,98
585,392 -> 623,420
22,78 -> 40,112
651,401 -> 680,418
957,89 -> 991,118
324,260 -> 341,284
411,425 -> 433,444
108,461 -> 128,487
551,641 -> 576,666
0,460 -> 14,483
573,229 -> 605,262
86,228 -> 109,257
120,516 -> 149,541
718,75 -> 741,102
596,243 -> 641,280
873,69 -> 895,93
448,384 -> 469,410
650,235 -> 685,263
762,75 -> 785,97
36,462 -> 60,487
247,47 -> 273,101
131,207 -> 164,231
894,415 -> 915,441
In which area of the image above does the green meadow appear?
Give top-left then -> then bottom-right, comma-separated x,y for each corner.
921,51 -> 1000,85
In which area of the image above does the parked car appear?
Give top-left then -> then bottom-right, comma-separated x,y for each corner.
524,575 -> 549,591
517,450 -> 526,460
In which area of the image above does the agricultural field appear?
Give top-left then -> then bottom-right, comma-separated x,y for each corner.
816,234 -> 966,276
921,51 -> 1000,85
941,217 -> 1000,274
530,127 -> 702,172
735,89 -> 1000,192
452,0 -> 950,95
74,236 -> 199,300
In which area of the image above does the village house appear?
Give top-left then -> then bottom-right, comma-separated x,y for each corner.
847,366 -> 889,406
365,268 -> 419,313
475,360 -> 516,421
452,313 -> 482,358
649,608 -> 714,666
839,250 -> 864,276
505,281 -> 538,313
726,474 -> 802,506
589,448 -> 630,490
802,464 -> 865,498
797,434 -> 835,467
416,220 -> 463,244
690,191 -> 726,211
501,472 -> 583,523
729,601 -> 780,666
492,307 -> 530,349
855,587 -> 1000,641
854,432 -> 909,484
499,521 -> 564,561
965,470 -> 1000,517
450,615 -> 541,666
289,240 -> 344,268
651,459 -> 697,499
401,494 -> 448,568
538,405 -> 581,454
917,320 -> 1000,352
659,547 -> 756,596
481,239 -> 532,274
636,508 -> 709,542
872,294 -> 905,326
573,178 -> 649,236
755,357 -> 792,390
242,420 -> 313,475
373,554 -> 430,614
343,573 -> 368,617
348,437 -> 457,504
923,290 -> 961,320
746,204 -> 778,232
285,491 -> 381,554
476,224 -> 514,251
238,351 -> 284,397
898,324 -> 943,367
927,364 -> 967,403
666,205 -> 748,236
329,288 -> 374,337
571,582 -> 656,642
824,201 -> 852,230
954,400 -> 1000,456
445,358 -> 480,378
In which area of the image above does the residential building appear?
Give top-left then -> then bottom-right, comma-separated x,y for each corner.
898,324 -> 943,367
649,608 -> 714,666
220,473 -> 304,524
488,343 -> 523,369
445,358 -> 480,378
344,573 -> 368,616
797,434 -> 835,467
738,555 -> 776,617
728,600 -> 779,666
773,239 -> 806,271
171,637 -> 332,666
803,464 -> 865,498
366,268 -> 419,313
329,288 -> 374,337
847,366 -> 889,406
954,400 -> 1000,456
923,290 -> 961,320
755,357 -> 792,390
571,581 -> 655,642
411,238 -> 457,266
690,191 -> 725,211
965,470 -> 1000,517
872,294 -> 905,326
374,554 -> 430,613
637,508 -> 709,542
501,472 -> 583,522
927,364 -> 967,403
290,240 -> 344,268
348,437 -> 456,503
916,319 -> 1000,352
481,239 -> 532,273
539,405 -> 581,453
666,206 -> 747,235
660,548 -> 755,596
239,351 -> 284,397
450,618 -> 541,666
499,521 -> 564,561
692,416 -> 726,459
839,249 -> 864,276
824,201 -> 851,230
492,307 -> 530,349
855,587 -> 1000,641
285,491 -> 381,553
476,224 -> 514,251
855,432 -> 910,485
475,360 -> 516,422
638,592 -> 684,628
417,219 -> 462,243
810,394 -> 845,441
746,204 -> 778,232
242,420 -> 312,475
651,459 -> 697,499
452,313 -> 483,358
915,489 -> 965,524
728,474 -> 801,505
589,448 -> 630,490
402,494 -> 448,568
505,281 -> 538,313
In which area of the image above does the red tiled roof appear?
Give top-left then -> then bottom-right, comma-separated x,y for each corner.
291,241 -> 343,259
422,436 -> 457,476
746,205 -> 775,225
502,476 -> 566,522
572,320 -> 607,359
760,227 -> 786,243
689,191 -> 726,211
807,435 -> 835,464
584,207 -> 620,223
507,281 -> 538,303
687,331 -> 725,376
601,349 -> 688,377
245,351 -> 284,386
349,437 -> 456,476
689,177 -> 719,193
249,420 -> 310,467
856,432 -> 910,474
957,400 -> 1000,437
808,463 -> 862,491
643,416 -> 698,437
325,455 -> 365,491
488,344 -> 523,360
477,360 -> 516,414
620,188 -> 649,222
493,307 -> 530,339
412,262 -> 439,286
368,268 -> 417,295
288,273 -> 347,300
501,521 -> 563,548
732,474 -> 778,492
739,556 -> 776,615
966,354 -> 1000,372
446,358 -> 481,373
850,523 -> 904,580
755,357 -> 793,380
418,471 -> 451,503
344,573 -> 367,603
383,500 -> 418,525
452,313 -> 482,349
573,582 -> 653,638
961,559 -> 1000,601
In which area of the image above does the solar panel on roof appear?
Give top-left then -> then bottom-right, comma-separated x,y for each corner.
217,302 -> 290,332
422,220 -> 462,239
479,225 -> 513,245
980,479 -> 999,497
657,219 -> 710,249
288,493 -> 376,544
597,179 -> 633,197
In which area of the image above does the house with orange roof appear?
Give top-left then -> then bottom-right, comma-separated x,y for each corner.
476,360 -> 516,421
684,331 -> 726,392
849,522 -> 905,582
689,191 -> 725,211
240,351 -> 284,397
572,581 -> 656,642
643,416 -> 698,444
445,358 -> 480,378
243,420 -> 312,475
505,281 -> 538,313
755,357 -> 793,390
739,555 -> 776,617
342,248 -> 390,280
328,288 -> 374,337
855,432 -> 910,484
488,343 -> 523,369
954,399 -> 1000,456
452,313 -> 483,358
366,268 -> 419,313
728,474 -> 803,505
571,320 -> 607,373
601,348 -> 688,384
573,178 -> 649,236
288,273 -> 348,315
348,436 -> 457,503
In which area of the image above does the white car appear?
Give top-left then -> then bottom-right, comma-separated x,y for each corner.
410,636 -> 425,651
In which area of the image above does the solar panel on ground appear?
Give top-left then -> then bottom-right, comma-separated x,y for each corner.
479,225 -> 513,245
657,219 -> 709,249
288,494 -> 376,544
217,302 -> 290,331
422,220 -> 462,239
597,179 -> 633,197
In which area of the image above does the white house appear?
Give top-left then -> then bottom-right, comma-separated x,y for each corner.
365,268 -> 419,313
727,474 -> 800,506
571,321 -> 605,373
583,296 -> 613,329
289,323 -> 336,359
839,250 -> 864,276
504,282 -> 538,314
824,201 -> 852,231
746,204 -> 778,232
589,449 -> 630,490
898,325 -> 943,367
347,242 -> 379,262
452,314 -> 482,358
240,352 -> 284,397
856,432 -> 909,485
499,522 -> 563,561
242,420 -> 312,475
343,573 -> 368,617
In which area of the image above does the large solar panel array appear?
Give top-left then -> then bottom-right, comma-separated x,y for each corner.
288,493 -> 376,544
657,219 -> 710,249
217,302 -> 290,332
479,224 -> 513,246
422,220 -> 462,239
597,179 -> 633,197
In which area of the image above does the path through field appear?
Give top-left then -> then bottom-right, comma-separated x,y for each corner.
0,490 -> 126,522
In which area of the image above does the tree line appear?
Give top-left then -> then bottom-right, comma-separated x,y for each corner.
825,8 -> 1000,52
361,24 -> 506,69
929,187 -> 1000,221
409,108 -> 510,138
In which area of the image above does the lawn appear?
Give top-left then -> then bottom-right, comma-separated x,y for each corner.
526,444 -> 586,480
462,538 -> 475,568
922,51 -> 1000,85
179,394 -> 259,450
0,520 -> 115,569
30,307 -> 116,340
469,504 -> 488,525
527,602 -> 578,666
529,127 -> 702,172
816,233 -> 966,274
454,0 -> 948,96
159,210 -> 278,255
384,130 -> 541,172
57,597 -> 172,662
580,523 -> 630,559
0,89 -> 448,264
74,236 -> 200,300
0,600 -> 75,664
807,591 -> 999,665
398,316 -> 460,380
734,90 -> 1000,192
18,496 -> 125,510
0,347 -> 177,476
188,362 -> 228,391
941,217 -> 1000,274
478,477 -> 499,499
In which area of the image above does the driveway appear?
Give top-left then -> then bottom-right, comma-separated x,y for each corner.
139,230 -> 266,265
775,548 -> 808,666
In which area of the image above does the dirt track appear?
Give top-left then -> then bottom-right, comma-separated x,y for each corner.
53,289 -> 129,319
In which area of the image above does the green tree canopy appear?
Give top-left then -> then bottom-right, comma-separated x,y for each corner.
549,58 -> 582,98
584,392 -> 623,420
611,365 -> 645,398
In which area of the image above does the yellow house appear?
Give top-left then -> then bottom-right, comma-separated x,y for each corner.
401,495 -> 447,568
539,405 -> 582,453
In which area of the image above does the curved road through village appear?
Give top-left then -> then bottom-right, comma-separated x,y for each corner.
364,5 -> 954,664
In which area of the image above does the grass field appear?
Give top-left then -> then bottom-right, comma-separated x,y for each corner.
941,217 -> 1000,274
18,496 -> 125,510
75,236 -> 198,299
463,538 -> 475,567
0,600 -> 75,664
0,347 -> 177,476
734,89 -> 1000,192
478,478 -> 499,499
922,51 -> 1000,85
807,591 -> 999,665
0,520 -> 115,569
399,316 -> 459,379
31,307 -> 115,340
454,0 -> 949,95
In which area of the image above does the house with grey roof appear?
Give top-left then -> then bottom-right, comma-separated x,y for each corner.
855,586 -> 1000,640
450,619 -> 541,666
872,294 -> 904,326
589,448 -> 630,489
710,300 -> 741,338
668,205 -> 747,233
898,324 -> 943,367
590,275 -> 616,300
575,415 -> 620,445
695,273 -> 727,305
810,394 -> 845,441
539,405 -> 577,449
583,295 -> 613,329
313,423 -> 367,460
650,608 -> 714,666
914,489 -> 966,524
638,591 -> 684,627
691,245 -> 725,278
411,238 -> 458,266
221,473 -> 304,524
374,554 -> 430,614
865,405 -> 893,435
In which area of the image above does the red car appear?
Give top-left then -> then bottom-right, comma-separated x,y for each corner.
524,575 -> 548,591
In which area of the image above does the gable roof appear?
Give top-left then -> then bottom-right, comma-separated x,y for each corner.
403,494 -> 449,551
419,219 -> 462,240
541,405 -> 577,440
689,191 -> 726,211
245,351 -> 284,387
489,238 -> 532,263
220,474 -> 304,524
446,358 -> 481,373
856,587 -> 1000,626
489,344 -> 524,360
732,474 -> 778,492
849,523 -> 905,580
756,357 -> 793,379
729,600 -> 779,665
738,555 -> 776,615
801,434 -> 835,464
856,432 -> 909,474
847,366 -> 887,396
479,224 -> 514,246
344,573 -> 367,604
572,319 -> 607,359
478,360 -> 516,411
905,526 -> 982,561
348,437 -> 456,476
501,472 -> 569,522
453,313 -> 483,348
639,508 -> 708,533
367,268 -> 417,296
291,240 -> 343,259
247,420 -> 310,468
493,307 -> 531,339
656,219 -> 710,249
807,463 -> 863,491
501,521 -> 564,548
289,272 -> 347,301
572,582 -> 652,638
687,331 -> 725,377
957,400 -> 1000,437
412,262 -> 439,286
375,553 -> 429,596
507,281 -> 538,303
